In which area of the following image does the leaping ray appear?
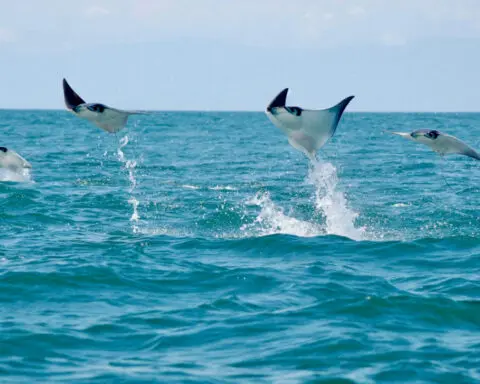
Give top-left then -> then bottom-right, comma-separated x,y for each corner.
265,88 -> 354,161
0,147 -> 31,171
390,129 -> 480,161
63,78 -> 147,133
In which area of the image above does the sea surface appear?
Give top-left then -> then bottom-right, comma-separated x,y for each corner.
0,110 -> 479,383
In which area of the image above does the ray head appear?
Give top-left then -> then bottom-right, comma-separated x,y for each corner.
73,103 -> 107,115
410,129 -> 441,140
388,130 -> 441,142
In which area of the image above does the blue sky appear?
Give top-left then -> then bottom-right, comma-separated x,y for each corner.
0,0 -> 479,111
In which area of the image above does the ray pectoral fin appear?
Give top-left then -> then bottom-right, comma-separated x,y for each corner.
267,88 -> 289,111
298,95 -> 355,151
312,95 -> 355,138
105,106 -> 145,116
62,78 -> 86,110
437,135 -> 480,160
461,147 -> 480,160
123,110 -> 149,115
331,95 -> 355,127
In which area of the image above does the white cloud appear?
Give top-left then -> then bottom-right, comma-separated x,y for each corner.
1,0 -> 480,50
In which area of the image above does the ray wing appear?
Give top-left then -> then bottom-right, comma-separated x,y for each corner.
267,88 -> 289,110
297,96 -> 355,150
11,150 -> 32,168
437,134 -> 480,160
62,78 -> 86,110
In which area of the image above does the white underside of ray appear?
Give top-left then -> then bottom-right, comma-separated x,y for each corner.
0,150 -> 31,171
75,107 -> 131,133
433,134 -> 479,157
266,107 -> 342,160
391,132 -> 480,159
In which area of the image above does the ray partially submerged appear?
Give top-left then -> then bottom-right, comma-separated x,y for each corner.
265,88 -> 354,162
63,78 -> 147,133
0,147 -> 31,171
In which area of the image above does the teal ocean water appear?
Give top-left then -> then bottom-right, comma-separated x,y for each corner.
1,110 -> 479,383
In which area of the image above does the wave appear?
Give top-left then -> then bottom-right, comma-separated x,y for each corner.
179,184 -> 237,191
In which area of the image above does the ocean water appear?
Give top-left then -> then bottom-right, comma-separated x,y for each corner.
0,110 -> 479,383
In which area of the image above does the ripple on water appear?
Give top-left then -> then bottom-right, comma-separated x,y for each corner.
0,111 -> 479,383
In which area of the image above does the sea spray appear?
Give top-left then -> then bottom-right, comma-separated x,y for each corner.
117,135 -> 140,230
241,192 -> 323,237
307,160 -> 364,240
242,160 -> 365,240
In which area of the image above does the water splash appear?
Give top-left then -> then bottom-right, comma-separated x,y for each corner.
116,135 -> 128,163
0,168 -> 33,183
125,160 -> 138,194
241,160 -> 365,241
308,160 -> 365,241
117,135 -> 140,229
240,192 -> 324,237
128,197 -> 140,222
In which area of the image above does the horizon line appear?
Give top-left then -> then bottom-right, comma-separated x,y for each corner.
2,108 -> 480,114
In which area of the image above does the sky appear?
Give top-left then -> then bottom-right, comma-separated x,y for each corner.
0,0 -> 480,111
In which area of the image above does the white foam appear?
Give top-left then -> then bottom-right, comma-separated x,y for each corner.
240,192 -> 324,237
180,184 -> 237,191
239,160 -> 366,241
393,203 -> 410,207
307,161 -> 365,241
209,185 -> 237,191
181,184 -> 200,190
